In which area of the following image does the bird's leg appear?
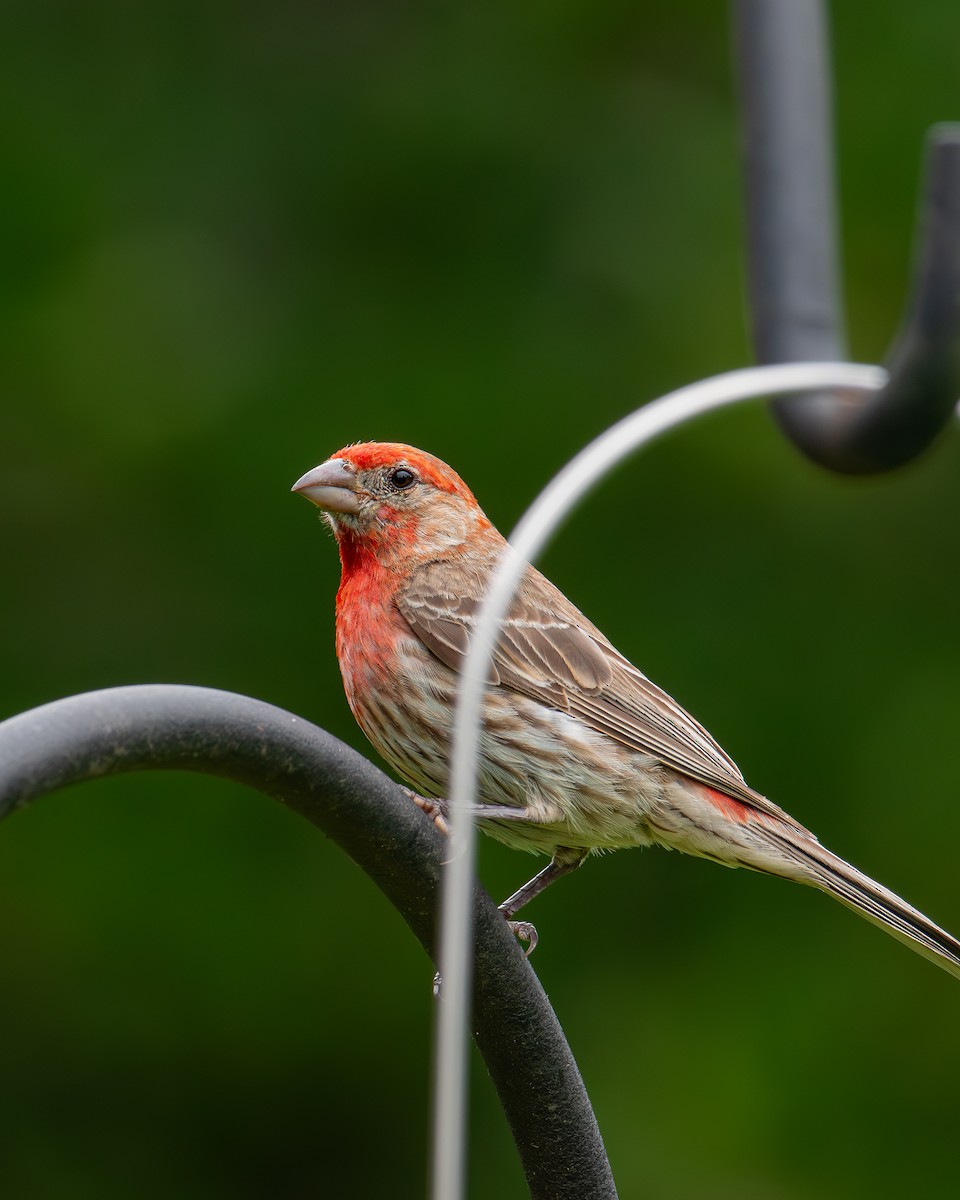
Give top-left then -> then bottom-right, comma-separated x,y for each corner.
404,788 -> 585,956
499,848 -> 588,956
403,790 -> 547,837
499,848 -> 589,918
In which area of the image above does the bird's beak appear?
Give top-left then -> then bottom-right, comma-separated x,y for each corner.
291,458 -> 361,515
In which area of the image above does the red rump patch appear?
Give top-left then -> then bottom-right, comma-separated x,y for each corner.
701,785 -> 757,824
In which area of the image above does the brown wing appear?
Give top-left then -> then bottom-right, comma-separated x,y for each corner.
398,556 -> 804,829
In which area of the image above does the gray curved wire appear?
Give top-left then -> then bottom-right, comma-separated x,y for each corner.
431,361 -> 888,1200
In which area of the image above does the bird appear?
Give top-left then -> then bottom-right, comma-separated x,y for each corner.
292,440 -> 960,980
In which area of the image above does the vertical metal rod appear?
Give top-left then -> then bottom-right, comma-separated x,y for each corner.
733,0 -> 960,472
733,0 -> 846,366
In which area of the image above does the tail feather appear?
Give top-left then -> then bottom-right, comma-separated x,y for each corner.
653,781 -> 959,980
766,827 -> 960,982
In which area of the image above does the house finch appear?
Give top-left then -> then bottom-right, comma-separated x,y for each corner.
292,441 -> 960,980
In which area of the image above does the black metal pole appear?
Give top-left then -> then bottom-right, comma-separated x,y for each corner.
0,685 -> 618,1200
732,0 -> 960,473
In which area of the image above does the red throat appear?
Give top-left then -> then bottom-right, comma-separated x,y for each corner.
335,513 -> 420,576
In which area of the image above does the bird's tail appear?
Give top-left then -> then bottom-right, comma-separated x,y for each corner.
660,781 -> 960,982
763,823 -> 960,982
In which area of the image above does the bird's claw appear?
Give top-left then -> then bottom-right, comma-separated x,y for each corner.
433,918 -> 538,1000
507,919 -> 539,956
404,789 -> 450,837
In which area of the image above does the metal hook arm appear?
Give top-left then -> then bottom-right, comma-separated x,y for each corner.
732,0 -> 960,474
0,685 -> 617,1200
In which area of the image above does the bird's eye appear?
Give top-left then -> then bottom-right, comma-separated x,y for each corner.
389,467 -> 417,491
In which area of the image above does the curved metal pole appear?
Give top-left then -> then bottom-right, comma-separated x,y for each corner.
0,685 -> 617,1200
434,362 -> 886,1200
733,0 -> 960,474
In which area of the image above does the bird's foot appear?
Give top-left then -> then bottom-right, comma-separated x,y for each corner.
404,789 -> 449,836
506,919 -> 539,957
434,921 -> 538,1000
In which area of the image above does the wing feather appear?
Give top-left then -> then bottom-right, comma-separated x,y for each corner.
398,556 -> 802,830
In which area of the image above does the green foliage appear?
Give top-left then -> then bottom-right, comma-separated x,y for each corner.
2,2 -> 959,1195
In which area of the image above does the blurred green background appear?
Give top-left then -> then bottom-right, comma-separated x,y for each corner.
2,1 -> 959,1196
